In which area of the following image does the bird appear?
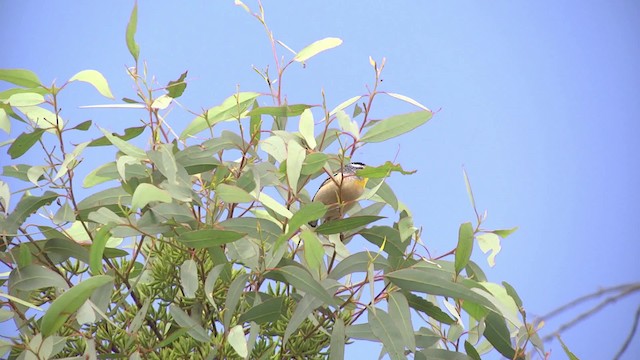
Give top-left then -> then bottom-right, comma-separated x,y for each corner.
308,162 -> 368,227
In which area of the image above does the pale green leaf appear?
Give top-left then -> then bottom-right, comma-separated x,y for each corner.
258,192 -> 293,218
177,229 -> 246,248
299,108 -> 316,149
69,70 -> 114,99
301,230 -> 324,271
228,325 -> 248,357
131,183 -> 172,209
329,96 -> 361,116
361,110 -> 433,143
9,265 -> 68,292
224,272 -> 248,329
476,233 -> 501,267
216,183 -> 254,203
329,318 -> 345,360
15,105 -> 60,130
336,110 -> 359,140
52,201 -> 75,224
294,37 -> 343,62
385,92 -> 431,111
169,304 -> 210,342
180,260 -> 198,298
27,165 -> 46,186
388,292 -> 416,353
98,126 -> 146,158
7,92 -> 44,106
180,92 -> 260,139
260,136 -> 287,162
89,224 -> 114,275
266,265 -> 336,306
151,94 -> 172,109
368,308 -> 406,360
0,108 -> 9,134
286,139 -> 305,193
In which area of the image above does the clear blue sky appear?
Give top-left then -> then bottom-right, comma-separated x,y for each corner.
2,1 -> 639,359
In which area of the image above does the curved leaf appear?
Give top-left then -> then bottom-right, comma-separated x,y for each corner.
238,296 -> 285,324
361,110 -> 432,143
69,70 -> 114,99
126,3 -> 140,61
294,37 -> 343,62
131,183 -> 172,209
315,215 -> 384,235
7,128 -> 45,159
41,275 -> 113,336
454,222 -> 474,274
216,183 -> 254,203
9,265 -> 68,292
228,324 -> 248,357
178,229 -> 246,248
0,69 -> 41,88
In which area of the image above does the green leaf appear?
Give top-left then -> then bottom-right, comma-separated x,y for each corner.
227,325 -> 248,358
360,110 -> 432,143
0,69 -> 41,88
502,281 -> 523,309
385,266 -> 496,311
126,3 -> 140,62
247,104 -> 314,117
417,349 -> 474,360
72,120 -> 92,131
464,340 -> 482,360
493,226 -> 519,238
290,202 -> 327,234
180,92 -> 260,139
219,217 -> 282,243
45,238 -> 90,264
315,215 -> 384,235
404,292 -> 456,325
98,126 -> 146,158
52,201 -> 75,224
7,92 -> 44,106
483,312 -> 516,359
177,229 -> 246,248
7,128 -> 45,159
131,183 -> 172,209
360,226 -> 405,257
368,308 -> 406,360
224,272 -> 248,329
166,71 -> 188,98
69,70 -> 114,99
41,275 -> 113,336
330,95 -> 361,116
329,317 -> 345,360
557,336 -> 579,360
82,161 -> 148,188
299,109 -> 316,149
180,260 -> 198,298
294,37 -> 343,62
356,161 -> 416,178
88,125 -> 145,147
388,292 -> 416,353
300,230 -> 324,271
216,183 -> 254,203
454,222 -> 474,275
4,191 -> 57,238
462,167 -> 477,214
238,297 -> 286,324
169,304 -> 210,342
0,107 -> 9,134
301,153 -> 328,175
89,224 -> 115,275
385,92 -> 431,111
9,265 -> 68,292
329,251 -> 390,280
266,265 -> 336,306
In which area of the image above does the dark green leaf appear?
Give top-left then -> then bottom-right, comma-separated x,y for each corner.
388,292 -> 416,352
417,349 -> 474,360
289,202 -> 327,233
3,191 -> 57,239
88,125 -> 145,147
238,297 -> 286,324
177,229 -> 246,248
45,238 -> 90,264
8,128 -> 45,159
3,164 -> 40,182
329,252 -> 390,280
266,265 -> 336,306
90,224 -> 115,275
315,215 -> 384,235
361,110 -> 433,143
557,336 -> 579,360
126,3 -> 140,62
404,292 -> 455,325
41,275 -> 113,336
247,104 -> 315,117
464,341 -> 481,360
219,217 -> 281,243
0,69 -> 41,88
166,71 -> 188,98
454,222 -> 474,275
168,304 -> 210,342
493,227 -> 519,238
360,226 -> 405,257
465,260 -> 487,282
329,318 -> 345,360
502,281 -> 523,309
484,312 -> 516,359
71,120 -> 92,131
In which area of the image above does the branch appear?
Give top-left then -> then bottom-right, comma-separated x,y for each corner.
613,304 -> 640,360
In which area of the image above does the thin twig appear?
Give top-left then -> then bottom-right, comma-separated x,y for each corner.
613,304 -> 640,360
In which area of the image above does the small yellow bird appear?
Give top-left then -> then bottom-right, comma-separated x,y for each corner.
309,162 -> 368,227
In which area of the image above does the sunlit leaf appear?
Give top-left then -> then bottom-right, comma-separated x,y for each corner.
286,139 -> 305,193
329,251 -> 390,280
476,233 -> 501,267
360,110 -> 432,143
329,96 -> 361,116
299,109 -> 316,149
7,92 -> 44,106
98,126 -> 146,158
294,37 -> 343,62
385,92 -> 431,111
89,224 -> 115,275
356,161 -> 416,178
228,324 -> 248,357
247,104 -> 314,117
493,227 -> 519,238
300,230 -> 324,271
131,183 -> 172,209
41,275 -> 113,336
180,92 -> 260,139
69,70 -> 114,99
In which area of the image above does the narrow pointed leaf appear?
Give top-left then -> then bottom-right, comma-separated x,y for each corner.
177,229 -> 246,248
238,297 -> 286,324
483,312 -> 516,359
454,222 -> 474,274
88,125 -> 145,147
360,110 -> 432,143
329,318 -> 345,360
126,3 -> 140,61
216,183 -> 254,203
8,128 -> 45,159
294,37 -> 343,62
315,215 -> 384,235
228,325 -> 248,357
266,265 -> 336,306
41,275 -> 113,336
0,69 -> 41,88
69,70 -> 114,99
169,304 -> 210,342
368,308 -> 406,360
